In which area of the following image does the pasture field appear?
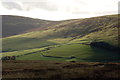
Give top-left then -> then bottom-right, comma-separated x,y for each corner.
2,43 -> 119,62
1,47 -> 46,57
17,52 -> 67,61
40,44 -> 120,62
2,37 -> 58,52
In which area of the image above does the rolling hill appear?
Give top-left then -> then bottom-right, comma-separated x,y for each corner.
2,15 -> 63,37
2,14 -> 120,62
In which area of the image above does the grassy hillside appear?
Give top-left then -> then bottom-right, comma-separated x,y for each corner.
2,15 -> 63,37
2,37 -> 57,52
2,14 -> 119,62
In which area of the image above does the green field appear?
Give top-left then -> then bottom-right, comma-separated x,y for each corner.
2,47 -> 46,57
40,44 -> 120,62
17,52 -> 67,61
2,37 -> 58,52
2,43 -> 119,62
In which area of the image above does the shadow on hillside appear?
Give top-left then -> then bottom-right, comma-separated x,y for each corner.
88,43 -> 120,62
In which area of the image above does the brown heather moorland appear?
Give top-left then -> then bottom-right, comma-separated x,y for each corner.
2,60 -> 120,80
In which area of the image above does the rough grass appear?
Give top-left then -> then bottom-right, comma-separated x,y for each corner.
48,38 -> 72,44
2,60 -> 120,79
70,27 -> 118,47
